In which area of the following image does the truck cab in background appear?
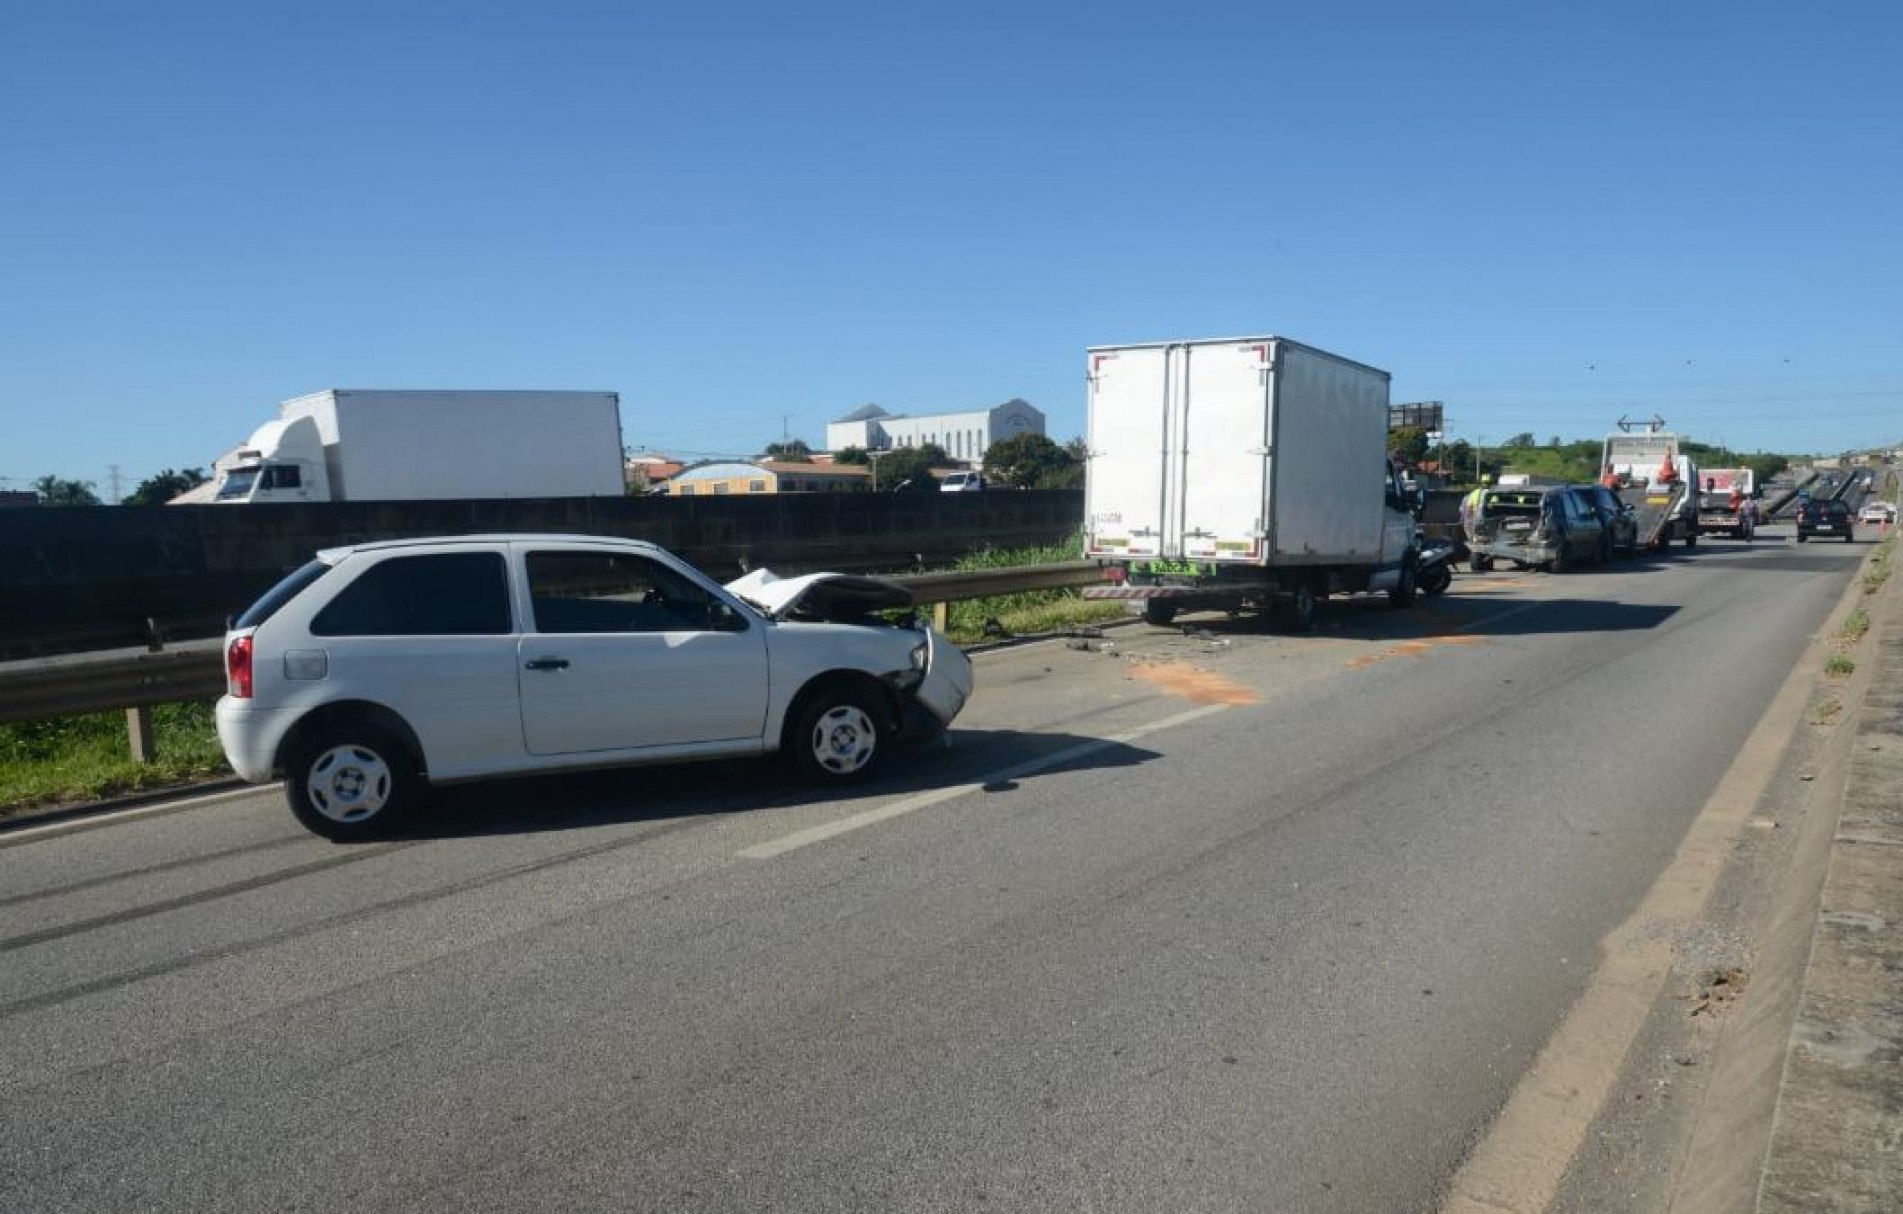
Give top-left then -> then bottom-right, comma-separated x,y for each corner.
214,416 -> 332,504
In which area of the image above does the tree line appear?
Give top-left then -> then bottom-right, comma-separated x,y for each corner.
1387,428 -> 1794,488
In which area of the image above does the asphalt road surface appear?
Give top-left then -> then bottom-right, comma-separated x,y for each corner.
0,529 -> 1867,1212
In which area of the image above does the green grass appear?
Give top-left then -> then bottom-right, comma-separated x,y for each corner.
1862,532 -> 1894,596
0,701 -> 230,815
1841,609 -> 1870,643
1825,654 -> 1856,678
935,537 -> 1127,644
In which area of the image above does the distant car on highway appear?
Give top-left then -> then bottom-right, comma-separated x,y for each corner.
1857,502 -> 1896,526
216,535 -> 973,840
1795,498 -> 1855,543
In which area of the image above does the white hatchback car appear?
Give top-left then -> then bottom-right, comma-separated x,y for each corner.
1857,501 -> 1895,525
216,535 -> 973,839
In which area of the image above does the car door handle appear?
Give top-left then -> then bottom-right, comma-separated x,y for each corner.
524,658 -> 570,672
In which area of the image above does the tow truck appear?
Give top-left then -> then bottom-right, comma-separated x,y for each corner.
1601,417 -> 1701,550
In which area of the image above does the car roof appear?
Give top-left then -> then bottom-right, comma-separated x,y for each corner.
315,533 -> 666,563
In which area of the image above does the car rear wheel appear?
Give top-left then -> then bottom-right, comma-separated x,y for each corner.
1470,554 -> 1495,573
284,724 -> 419,841
1418,561 -> 1452,596
788,683 -> 887,783
1796,532 -> 1808,543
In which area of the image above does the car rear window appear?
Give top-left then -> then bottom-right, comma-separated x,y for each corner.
311,552 -> 512,636
235,560 -> 329,630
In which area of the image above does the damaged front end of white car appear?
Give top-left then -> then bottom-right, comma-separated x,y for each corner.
724,568 -> 974,738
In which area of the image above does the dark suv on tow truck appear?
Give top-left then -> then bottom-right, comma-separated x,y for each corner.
1795,498 -> 1854,543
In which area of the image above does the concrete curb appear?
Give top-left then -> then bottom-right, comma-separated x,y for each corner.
1758,551 -> 1903,1212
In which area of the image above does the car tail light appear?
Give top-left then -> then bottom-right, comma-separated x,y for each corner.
227,635 -> 253,699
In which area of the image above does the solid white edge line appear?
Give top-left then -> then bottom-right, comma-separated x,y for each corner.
0,785 -> 266,849
738,703 -> 1230,860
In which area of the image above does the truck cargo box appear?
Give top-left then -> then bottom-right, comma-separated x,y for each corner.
1083,338 -> 1392,568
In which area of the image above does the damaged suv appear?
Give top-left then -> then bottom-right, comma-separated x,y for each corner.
216,535 -> 973,839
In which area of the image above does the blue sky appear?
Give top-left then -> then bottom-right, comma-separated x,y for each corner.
3,0 -> 1899,496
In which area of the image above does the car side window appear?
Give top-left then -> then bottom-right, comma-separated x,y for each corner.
310,552 -> 512,636
527,551 -> 745,634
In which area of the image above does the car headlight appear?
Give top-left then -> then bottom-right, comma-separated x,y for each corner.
910,640 -> 928,672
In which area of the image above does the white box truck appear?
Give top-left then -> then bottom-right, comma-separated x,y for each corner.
1080,336 -> 1421,629
207,390 -> 626,504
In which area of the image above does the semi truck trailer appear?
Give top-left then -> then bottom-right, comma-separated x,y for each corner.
206,390 -> 626,504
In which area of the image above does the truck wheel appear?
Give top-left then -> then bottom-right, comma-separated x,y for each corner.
1143,600 -> 1178,627
1388,557 -> 1418,607
284,722 -> 420,841
1276,582 -> 1318,633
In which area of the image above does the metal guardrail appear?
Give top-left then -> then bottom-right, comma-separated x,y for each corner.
0,563 -> 1109,729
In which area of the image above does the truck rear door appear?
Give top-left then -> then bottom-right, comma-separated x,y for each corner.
1084,346 -> 1171,560
1179,341 -> 1271,562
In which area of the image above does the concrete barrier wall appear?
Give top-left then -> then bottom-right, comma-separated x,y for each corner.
0,491 -> 1084,657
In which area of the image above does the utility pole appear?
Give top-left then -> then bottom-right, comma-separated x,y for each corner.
107,464 -> 123,504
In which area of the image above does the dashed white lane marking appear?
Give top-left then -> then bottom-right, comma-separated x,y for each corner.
738,703 -> 1230,860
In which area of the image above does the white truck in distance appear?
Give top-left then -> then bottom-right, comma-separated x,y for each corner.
1695,467 -> 1758,540
207,390 -> 626,504
1080,336 -> 1421,630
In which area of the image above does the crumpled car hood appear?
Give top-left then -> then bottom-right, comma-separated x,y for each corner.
723,568 -> 914,621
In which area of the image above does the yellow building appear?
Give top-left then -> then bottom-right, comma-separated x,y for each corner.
666,461 -> 873,496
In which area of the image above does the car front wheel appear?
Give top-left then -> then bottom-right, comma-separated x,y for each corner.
285,724 -> 419,841
789,684 -> 887,783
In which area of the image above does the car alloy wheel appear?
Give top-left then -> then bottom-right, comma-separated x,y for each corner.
306,744 -> 392,823
790,685 -> 887,782
284,724 -> 418,840
811,704 -> 876,774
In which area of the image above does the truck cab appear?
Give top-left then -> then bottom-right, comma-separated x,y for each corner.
213,417 -> 332,504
